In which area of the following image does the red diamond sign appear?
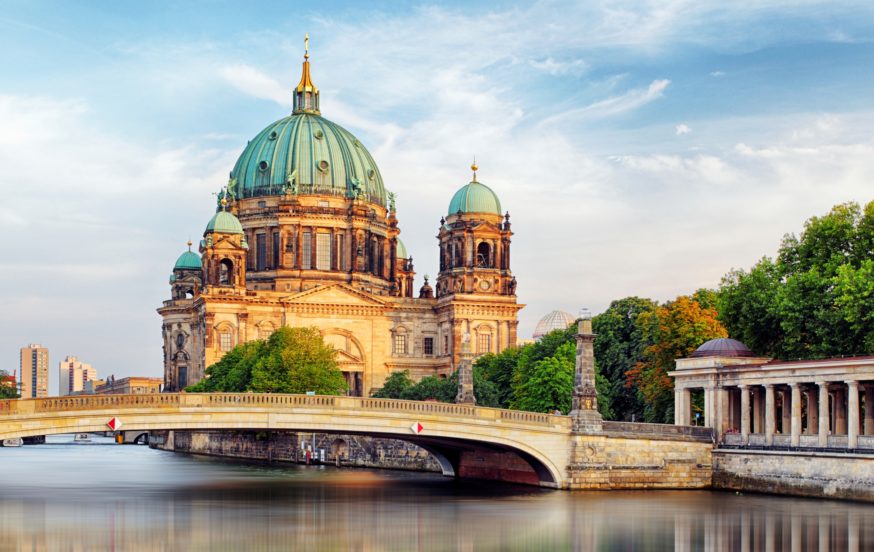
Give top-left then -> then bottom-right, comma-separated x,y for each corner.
410,422 -> 423,434
107,417 -> 123,431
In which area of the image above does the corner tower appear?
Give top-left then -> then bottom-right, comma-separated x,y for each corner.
436,164 -> 522,369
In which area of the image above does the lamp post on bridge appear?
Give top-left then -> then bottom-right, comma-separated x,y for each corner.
569,311 -> 602,433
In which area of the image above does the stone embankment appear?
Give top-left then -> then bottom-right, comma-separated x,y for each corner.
150,430 -> 441,472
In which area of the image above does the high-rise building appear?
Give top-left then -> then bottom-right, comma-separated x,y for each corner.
59,356 -> 97,396
19,344 -> 49,398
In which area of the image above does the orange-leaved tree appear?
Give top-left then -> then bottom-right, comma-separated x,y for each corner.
627,295 -> 727,423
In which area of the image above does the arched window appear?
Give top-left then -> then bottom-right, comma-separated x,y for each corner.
219,259 -> 234,286
477,242 -> 492,268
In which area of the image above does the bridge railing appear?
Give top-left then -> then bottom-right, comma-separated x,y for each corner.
602,420 -> 713,441
0,393 -> 572,429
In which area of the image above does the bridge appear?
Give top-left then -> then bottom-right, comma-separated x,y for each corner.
0,393 -> 713,490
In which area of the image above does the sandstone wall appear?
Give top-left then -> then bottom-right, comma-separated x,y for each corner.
713,449 -> 874,502
567,434 -> 713,490
150,430 -> 441,473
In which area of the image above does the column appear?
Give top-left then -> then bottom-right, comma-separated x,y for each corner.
716,387 -> 729,439
790,383 -> 802,447
674,388 -> 685,426
704,388 -> 713,428
781,389 -> 792,434
835,386 -> 847,435
848,381 -> 859,449
818,382 -> 830,447
866,385 -> 874,436
753,389 -> 763,434
765,385 -> 775,445
808,388 -> 818,435
740,385 -> 750,444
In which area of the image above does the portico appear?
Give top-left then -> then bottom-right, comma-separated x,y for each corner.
670,339 -> 874,451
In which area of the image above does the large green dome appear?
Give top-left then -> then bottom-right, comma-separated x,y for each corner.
448,181 -> 502,216
174,250 -> 202,271
205,210 -> 244,235
230,113 -> 387,204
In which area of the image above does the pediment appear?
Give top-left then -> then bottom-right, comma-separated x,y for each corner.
281,284 -> 388,307
335,349 -> 364,364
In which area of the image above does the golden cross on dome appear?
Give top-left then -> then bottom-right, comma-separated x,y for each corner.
304,33 -> 309,60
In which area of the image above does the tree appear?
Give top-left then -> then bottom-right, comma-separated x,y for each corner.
0,370 -> 18,399
592,297 -> 657,421
718,200 -> 874,359
473,347 -> 521,407
372,370 -> 414,398
188,326 -> 347,395
629,296 -> 727,423
512,342 -> 575,414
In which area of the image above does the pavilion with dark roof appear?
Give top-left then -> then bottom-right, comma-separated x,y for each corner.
669,338 -> 874,451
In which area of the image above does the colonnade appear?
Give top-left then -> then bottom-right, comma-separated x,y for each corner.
676,380 -> 874,449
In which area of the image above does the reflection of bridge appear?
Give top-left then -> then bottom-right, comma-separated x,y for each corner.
0,393 -> 713,489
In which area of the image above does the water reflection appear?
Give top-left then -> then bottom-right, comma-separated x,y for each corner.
0,436 -> 872,550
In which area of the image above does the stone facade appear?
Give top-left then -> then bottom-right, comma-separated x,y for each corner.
713,449 -> 874,502
158,52 -> 522,395
150,430 -> 441,472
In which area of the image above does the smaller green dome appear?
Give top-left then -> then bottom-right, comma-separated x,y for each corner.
396,238 -> 409,259
205,211 -> 244,235
448,181 -> 502,216
174,250 -> 202,271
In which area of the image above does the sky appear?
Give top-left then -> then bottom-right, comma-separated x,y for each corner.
1,1 -> 873,393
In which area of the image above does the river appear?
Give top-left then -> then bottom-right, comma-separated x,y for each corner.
0,435 -> 872,550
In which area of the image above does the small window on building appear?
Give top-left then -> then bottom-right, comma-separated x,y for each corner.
477,333 -> 491,354
443,335 -> 449,355
302,231 -> 312,269
178,366 -> 188,389
256,234 -> 267,271
219,332 -> 233,352
336,234 -> 345,271
272,231 -> 280,268
316,233 -> 332,270
394,334 -> 407,355
424,337 -> 434,356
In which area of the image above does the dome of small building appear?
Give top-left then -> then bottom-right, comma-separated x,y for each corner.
448,181 -> 502,216
690,338 -> 756,358
533,310 -> 576,340
174,250 -> 202,271
396,238 -> 408,259
205,210 -> 244,235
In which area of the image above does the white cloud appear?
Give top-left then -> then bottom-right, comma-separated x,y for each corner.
710,70 -> 726,78
529,57 -> 588,76
539,79 -> 671,126
676,123 -> 692,135
219,64 -> 289,107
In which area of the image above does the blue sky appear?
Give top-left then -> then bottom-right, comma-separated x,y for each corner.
2,1 -> 873,391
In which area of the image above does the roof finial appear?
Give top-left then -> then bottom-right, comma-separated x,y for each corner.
187,239 -> 193,251
220,197 -> 228,210
471,156 -> 478,182
304,33 -> 309,60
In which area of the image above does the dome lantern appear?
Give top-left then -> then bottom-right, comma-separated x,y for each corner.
293,34 -> 320,115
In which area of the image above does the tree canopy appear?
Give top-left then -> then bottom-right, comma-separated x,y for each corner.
0,370 -> 18,399
717,200 -> 874,358
188,326 -> 347,395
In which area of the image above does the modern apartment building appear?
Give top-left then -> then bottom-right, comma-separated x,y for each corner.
19,344 -> 49,398
59,356 -> 97,396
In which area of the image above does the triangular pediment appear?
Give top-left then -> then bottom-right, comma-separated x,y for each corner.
281,283 -> 388,307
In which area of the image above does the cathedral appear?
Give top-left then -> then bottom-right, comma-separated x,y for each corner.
158,43 -> 523,395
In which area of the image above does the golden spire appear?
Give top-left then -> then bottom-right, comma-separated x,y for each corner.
295,33 -> 318,94
471,157 -> 478,182
187,239 -> 193,251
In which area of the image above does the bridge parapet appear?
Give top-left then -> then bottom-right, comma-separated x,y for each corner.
601,420 -> 713,442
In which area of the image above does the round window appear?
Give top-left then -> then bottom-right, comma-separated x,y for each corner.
318,160 -> 330,172
314,129 -> 324,140
258,160 -> 269,172
268,131 -> 278,141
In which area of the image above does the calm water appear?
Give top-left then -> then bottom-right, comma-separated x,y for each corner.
1,436 -> 873,551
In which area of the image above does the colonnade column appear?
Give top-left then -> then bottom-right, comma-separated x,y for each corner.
818,382 -> 830,447
835,386 -> 847,435
703,388 -> 712,428
866,385 -> 874,436
781,389 -> 791,434
848,381 -> 859,449
790,383 -> 801,447
807,387 -> 818,435
740,385 -> 750,444
765,384 -> 775,445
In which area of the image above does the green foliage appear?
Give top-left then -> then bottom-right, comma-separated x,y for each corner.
512,342 -> 575,414
372,370 -> 414,398
473,347 -> 521,407
592,297 -> 657,421
629,296 -> 727,423
0,370 -> 18,399
718,200 -> 874,359
188,326 -> 347,395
